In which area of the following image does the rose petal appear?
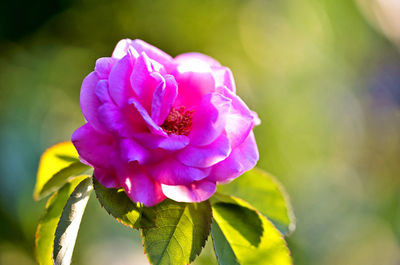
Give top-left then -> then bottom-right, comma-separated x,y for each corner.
98,102 -> 145,137
131,39 -> 173,66
108,54 -> 135,107
121,168 -> 166,207
161,180 -> 216,202
130,53 -> 164,110
189,93 -> 231,146
95,57 -> 118,79
128,97 -> 167,136
217,86 -> 256,148
133,133 -> 189,151
151,74 -> 178,125
207,131 -> 259,184
211,66 -> 236,93
94,168 -> 120,189
71,123 -> 115,168
119,138 -> 150,164
174,52 -> 221,67
95,80 -> 112,103
112,39 -> 134,59
80,72 -> 106,132
173,70 -> 216,107
147,157 -> 210,185
177,133 -> 231,168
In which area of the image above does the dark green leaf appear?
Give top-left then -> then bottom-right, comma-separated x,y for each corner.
93,178 -> 142,229
53,177 -> 92,265
217,167 -> 295,235
141,199 -> 212,265
212,196 -> 292,265
35,176 -> 87,265
39,161 -> 92,200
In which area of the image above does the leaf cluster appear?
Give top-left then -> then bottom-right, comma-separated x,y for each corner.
33,142 -> 295,265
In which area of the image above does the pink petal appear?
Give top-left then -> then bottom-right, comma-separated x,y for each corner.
71,123 -> 116,168
189,93 -> 231,146
119,138 -> 150,164
177,133 -> 231,168
161,180 -> 216,203
174,52 -> 221,67
207,131 -> 259,184
108,54 -> 135,107
98,102 -> 145,137
80,72 -> 106,132
94,168 -> 120,189
211,66 -> 236,93
112,39 -> 134,59
130,53 -> 164,110
121,167 -> 166,207
95,57 -> 118,79
217,86 -> 256,148
131,39 -> 173,66
128,97 -> 167,136
151,75 -> 178,125
133,133 -> 189,151
173,70 -> 216,107
147,157 -> 210,185
95,80 -> 112,103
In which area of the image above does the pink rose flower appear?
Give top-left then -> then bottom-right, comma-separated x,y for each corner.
72,39 -> 259,206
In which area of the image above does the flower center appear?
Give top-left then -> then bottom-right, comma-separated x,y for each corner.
161,107 -> 194,135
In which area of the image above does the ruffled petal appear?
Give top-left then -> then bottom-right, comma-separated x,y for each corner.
133,133 -> 189,151
112,39 -> 134,59
130,53 -> 164,110
80,72 -> 106,132
95,57 -> 118,79
121,167 -> 166,207
131,39 -> 173,66
119,138 -> 150,164
161,180 -> 216,203
128,97 -> 167,136
174,52 -> 221,67
189,93 -> 231,146
207,131 -> 259,184
108,54 -> 135,107
147,158 -> 210,185
95,80 -> 112,103
173,69 -> 216,108
151,74 -> 178,125
216,86 -> 256,148
98,102 -> 145,137
177,133 -> 231,168
71,123 -> 115,168
93,168 -> 120,189
211,66 -> 236,93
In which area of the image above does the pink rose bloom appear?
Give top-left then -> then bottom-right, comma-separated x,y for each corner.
72,39 -> 259,206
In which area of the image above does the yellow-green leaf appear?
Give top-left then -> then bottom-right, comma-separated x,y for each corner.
34,142 -> 91,200
35,176 -> 88,265
53,177 -> 93,265
212,196 -> 293,265
218,168 -> 295,235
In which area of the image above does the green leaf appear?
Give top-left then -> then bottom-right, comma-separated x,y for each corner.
35,176 -> 87,265
53,177 -> 93,265
34,142 -> 89,200
93,178 -> 142,229
141,199 -> 212,265
212,197 -> 293,265
38,161 -> 92,200
217,167 -> 295,235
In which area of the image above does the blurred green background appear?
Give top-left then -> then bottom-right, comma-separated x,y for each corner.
1,0 -> 399,264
